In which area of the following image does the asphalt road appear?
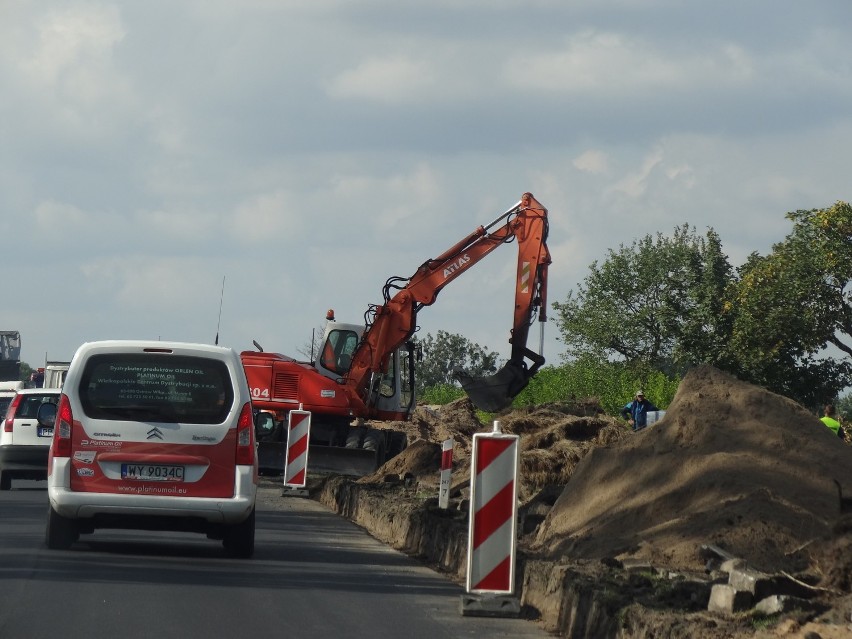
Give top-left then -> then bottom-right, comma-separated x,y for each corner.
0,480 -> 551,639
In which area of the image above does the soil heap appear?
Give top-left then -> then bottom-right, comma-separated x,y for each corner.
362,365 -> 852,592
532,365 -> 852,580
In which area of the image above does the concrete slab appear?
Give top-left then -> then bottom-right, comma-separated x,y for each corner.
708,584 -> 753,615
460,593 -> 522,618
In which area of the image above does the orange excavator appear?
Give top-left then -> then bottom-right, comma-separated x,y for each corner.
241,192 -> 551,475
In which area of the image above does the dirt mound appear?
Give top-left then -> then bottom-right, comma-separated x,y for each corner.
330,366 -> 852,636
531,365 -> 852,578
358,438 -> 441,484
360,366 -> 852,589
376,397 -> 482,459
368,396 -> 628,502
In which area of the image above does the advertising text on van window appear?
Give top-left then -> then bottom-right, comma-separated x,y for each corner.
107,365 -> 204,376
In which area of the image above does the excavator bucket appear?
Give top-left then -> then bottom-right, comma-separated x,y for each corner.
454,362 -> 531,413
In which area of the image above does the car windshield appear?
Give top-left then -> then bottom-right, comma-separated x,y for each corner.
79,354 -> 234,424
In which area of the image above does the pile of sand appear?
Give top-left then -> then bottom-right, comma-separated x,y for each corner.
531,365 -> 852,577
365,365 -> 852,588
366,397 -> 627,501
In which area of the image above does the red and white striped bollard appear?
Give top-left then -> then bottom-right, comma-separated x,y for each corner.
284,407 -> 311,488
438,438 -> 453,509
465,420 -> 519,599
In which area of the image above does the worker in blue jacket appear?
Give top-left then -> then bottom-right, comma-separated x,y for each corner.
620,390 -> 658,431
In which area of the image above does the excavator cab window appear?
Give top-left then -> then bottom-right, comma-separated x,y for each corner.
320,329 -> 359,375
400,346 -> 414,407
379,357 -> 396,398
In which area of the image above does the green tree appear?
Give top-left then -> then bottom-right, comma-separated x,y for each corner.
553,225 -> 732,374
837,392 -> 852,422
18,362 -> 32,383
728,201 -> 852,406
413,330 -> 499,389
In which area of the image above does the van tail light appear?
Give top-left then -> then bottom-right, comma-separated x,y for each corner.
4,394 -> 22,432
235,402 -> 255,466
53,394 -> 74,458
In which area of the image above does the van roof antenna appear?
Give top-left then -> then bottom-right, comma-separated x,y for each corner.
215,276 -> 225,345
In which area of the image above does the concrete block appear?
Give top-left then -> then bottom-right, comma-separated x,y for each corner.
719,558 -> 746,573
728,568 -> 767,595
708,584 -> 753,615
754,595 -> 813,615
460,593 -> 521,618
281,487 -> 310,498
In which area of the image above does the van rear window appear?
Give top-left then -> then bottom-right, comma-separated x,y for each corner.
79,354 -> 234,424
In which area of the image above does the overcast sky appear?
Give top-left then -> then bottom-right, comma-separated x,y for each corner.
3,0 -> 850,371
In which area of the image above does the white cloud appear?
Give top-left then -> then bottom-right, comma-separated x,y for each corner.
325,55 -> 437,103
21,5 -> 125,89
327,163 -> 442,227
229,190 -> 296,243
504,30 -> 754,95
612,148 -> 664,198
138,208 -> 218,243
34,199 -> 89,233
573,150 -> 609,174
80,255 -> 219,311
2,3 -> 135,142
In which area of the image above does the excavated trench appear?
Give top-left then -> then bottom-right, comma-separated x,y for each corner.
287,370 -> 852,638
313,476 -> 727,639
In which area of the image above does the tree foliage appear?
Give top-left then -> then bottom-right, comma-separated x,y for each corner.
552,204 -> 852,409
412,330 -> 499,389
837,391 -> 852,422
727,201 -> 852,405
553,225 -> 732,374
515,356 -> 680,415
18,362 -> 32,384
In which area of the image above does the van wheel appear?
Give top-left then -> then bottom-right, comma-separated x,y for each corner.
46,505 -> 78,550
0,471 -> 10,491
223,508 -> 255,559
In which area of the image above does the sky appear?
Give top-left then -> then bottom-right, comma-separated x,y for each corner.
2,0 -> 851,371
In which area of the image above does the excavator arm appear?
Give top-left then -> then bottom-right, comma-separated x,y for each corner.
345,192 -> 551,412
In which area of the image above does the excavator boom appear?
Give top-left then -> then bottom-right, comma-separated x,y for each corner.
346,192 -> 551,412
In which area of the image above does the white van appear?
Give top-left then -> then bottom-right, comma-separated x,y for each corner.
46,340 -> 258,557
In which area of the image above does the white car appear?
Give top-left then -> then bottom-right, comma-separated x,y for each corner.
0,387 -> 61,490
46,340 -> 258,557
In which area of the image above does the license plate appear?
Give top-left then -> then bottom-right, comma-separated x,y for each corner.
38,427 -> 54,437
121,464 -> 185,482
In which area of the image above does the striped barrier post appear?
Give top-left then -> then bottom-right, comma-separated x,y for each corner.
284,408 -> 311,488
438,438 -> 454,509
461,421 -> 520,617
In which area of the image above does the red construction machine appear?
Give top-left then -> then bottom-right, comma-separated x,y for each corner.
241,192 -> 551,475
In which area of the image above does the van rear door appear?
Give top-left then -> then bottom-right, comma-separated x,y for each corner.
68,353 -> 240,498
